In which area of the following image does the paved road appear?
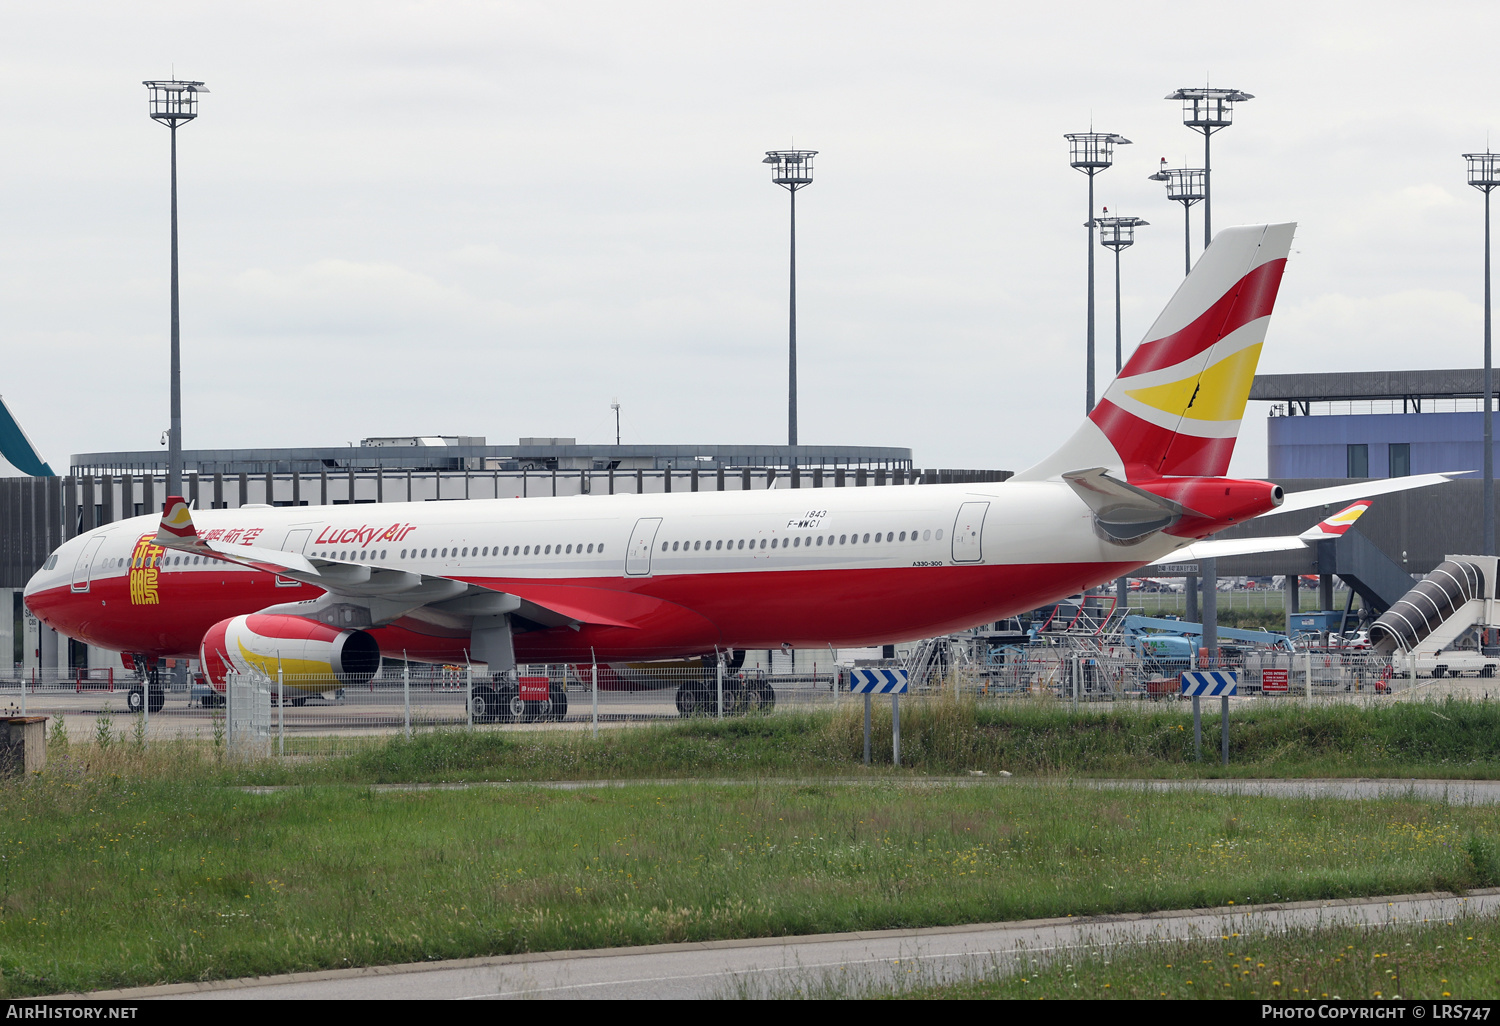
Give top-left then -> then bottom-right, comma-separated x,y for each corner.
239,776 -> 1500,804
82,889 -> 1499,1000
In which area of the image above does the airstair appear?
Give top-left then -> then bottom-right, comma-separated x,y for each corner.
1371,554 -> 1500,677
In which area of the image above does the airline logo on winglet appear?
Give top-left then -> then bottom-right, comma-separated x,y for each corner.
1299,500 -> 1372,540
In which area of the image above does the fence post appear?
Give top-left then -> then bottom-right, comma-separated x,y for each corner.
1192,694 -> 1202,761
1220,694 -> 1229,766
863,693 -> 871,766
591,647 -> 598,739
892,693 -> 901,768
403,660 -> 412,740
716,653 -> 724,720
141,666 -> 148,743
466,660 -> 474,728
277,659 -> 284,757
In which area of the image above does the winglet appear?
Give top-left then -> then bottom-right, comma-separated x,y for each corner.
155,495 -> 199,544
1299,500 -> 1372,540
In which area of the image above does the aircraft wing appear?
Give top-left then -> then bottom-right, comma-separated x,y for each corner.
1147,500 -> 1374,566
151,496 -> 640,630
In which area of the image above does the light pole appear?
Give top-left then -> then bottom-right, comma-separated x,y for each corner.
1466,151 -> 1500,555
143,79 -> 208,500
763,150 -> 817,447
1098,212 -> 1148,615
1166,87 -> 1251,248
610,398 -> 621,446
1147,159 -> 1206,275
1096,213 -> 1149,373
1064,132 -> 1131,412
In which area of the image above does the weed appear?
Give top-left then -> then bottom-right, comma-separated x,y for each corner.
92,710 -> 113,750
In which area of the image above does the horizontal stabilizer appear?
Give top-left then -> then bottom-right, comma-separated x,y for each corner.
1267,473 -> 1463,517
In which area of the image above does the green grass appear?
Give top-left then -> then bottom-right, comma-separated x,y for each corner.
31,696 -> 1500,786
872,916 -> 1500,1000
2,776 -> 1499,997
274,696 -> 1500,783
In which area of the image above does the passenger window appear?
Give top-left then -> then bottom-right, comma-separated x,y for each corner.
587,543 -> 594,553
400,549 -> 407,558
673,541 -> 679,551
936,529 -> 944,540
863,533 -> 870,543
545,544 -> 553,555
599,545 -> 604,554
381,550 -> 387,559
738,539 -> 745,549
716,540 -> 723,550
839,534 -> 846,544
815,536 -> 823,546
899,532 -> 906,542
566,544 -> 572,554
662,542 -> 668,551
771,538 -> 778,549
922,530 -> 930,541
693,540 -> 700,551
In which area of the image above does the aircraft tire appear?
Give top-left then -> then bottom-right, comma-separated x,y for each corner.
148,687 -> 166,714
501,688 -> 526,723
675,685 -> 707,717
127,687 -> 145,714
470,686 -> 499,723
758,683 -> 776,712
1433,665 -> 1446,679
548,684 -> 568,721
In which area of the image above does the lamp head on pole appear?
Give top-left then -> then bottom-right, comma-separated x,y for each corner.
1167,87 -> 1252,134
1097,215 -> 1149,252
1149,162 -> 1207,206
1064,132 -> 1131,175
143,80 -> 209,128
764,150 -> 817,192
1465,152 -> 1500,194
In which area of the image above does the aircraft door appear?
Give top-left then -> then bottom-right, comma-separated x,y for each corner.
276,529 -> 313,587
70,537 -> 107,593
626,518 -> 663,576
951,502 -> 989,564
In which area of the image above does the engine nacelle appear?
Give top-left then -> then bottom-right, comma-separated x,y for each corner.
199,614 -> 382,691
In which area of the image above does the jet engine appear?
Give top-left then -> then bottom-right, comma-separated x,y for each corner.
199,613 -> 382,689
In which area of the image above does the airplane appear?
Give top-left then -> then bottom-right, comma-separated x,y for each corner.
23,222 -> 1457,719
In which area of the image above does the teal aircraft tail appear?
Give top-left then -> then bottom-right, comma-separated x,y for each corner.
0,395 -> 54,477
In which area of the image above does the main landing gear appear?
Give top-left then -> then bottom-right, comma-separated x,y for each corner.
470,678 -> 568,724
676,678 -> 775,718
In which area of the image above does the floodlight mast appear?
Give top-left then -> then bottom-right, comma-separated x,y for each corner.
764,150 -> 817,449
143,79 -> 208,500
1466,151 -> 1500,555
1097,215 -> 1149,373
1167,87 -> 1251,249
1148,159 -> 1206,275
1064,132 -> 1131,412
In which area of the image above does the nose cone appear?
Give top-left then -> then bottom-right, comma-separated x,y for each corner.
23,541 -> 70,626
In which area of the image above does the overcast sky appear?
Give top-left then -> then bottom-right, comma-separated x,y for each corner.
2,1 -> 1497,478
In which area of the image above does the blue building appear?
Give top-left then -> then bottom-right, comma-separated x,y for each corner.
1252,369 -> 1490,480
